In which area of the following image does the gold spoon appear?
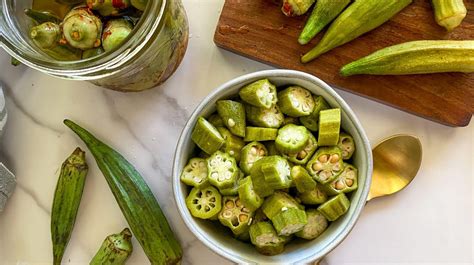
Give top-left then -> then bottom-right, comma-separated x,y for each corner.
316,134 -> 423,265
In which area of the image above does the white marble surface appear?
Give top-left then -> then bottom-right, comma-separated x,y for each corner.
0,1 -> 473,264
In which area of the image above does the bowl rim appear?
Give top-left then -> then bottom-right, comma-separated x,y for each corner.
172,69 -> 373,264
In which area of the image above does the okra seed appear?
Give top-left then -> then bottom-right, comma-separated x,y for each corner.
223,210 -> 233,218
333,164 -> 341,171
335,180 -> 345,190
194,177 -> 202,183
199,161 -> 206,167
205,206 -> 210,211
318,155 -> 328,163
330,154 -> 340,163
345,179 -> 354,187
342,138 -> 350,145
281,207 -> 288,212
250,147 -> 257,155
229,150 -> 235,155
297,150 -> 307,159
224,161 -> 232,167
210,197 -> 216,202
225,200 -> 235,208
239,214 -> 249,222
225,172 -> 232,179
258,149 -> 265,156
342,150 -> 348,157
242,207 -> 250,213
312,162 -> 323,171
228,119 -> 236,127
211,172 -> 218,179
235,199 -> 242,207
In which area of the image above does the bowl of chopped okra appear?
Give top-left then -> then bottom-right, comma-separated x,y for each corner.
173,69 -> 373,264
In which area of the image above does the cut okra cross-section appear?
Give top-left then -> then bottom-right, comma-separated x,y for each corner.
238,176 -> 263,211
275,124 -> 310,154
307,146 -> 343,184
277,86 -> 315,117
318,108 -> 341,146
207,151 -> 239,189
338,132 -> 355,160
245,104 -> 284,128
219,169 -> 244,196
249,222 -> 285,256
271,207 -> 307,236
299,95 -> 330,132
218,196 -> 254,236
322,163 -> 358,196
239,79 -> 278,109
285,131 -> 317,165
185,186 -> 222,219
216,100 -> 246,137
317,193 -> 350,221
180,158 -> 209,188
244,127 -> 278,142
240,141 -> 267,175
191,117 -> 225,155
257,156 -> 292,190
295,209 -> 328,240
217,127 -> 245,162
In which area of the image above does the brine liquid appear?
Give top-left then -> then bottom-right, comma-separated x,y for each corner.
32,0 -> 71,18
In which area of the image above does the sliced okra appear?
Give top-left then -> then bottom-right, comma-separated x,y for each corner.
317,193 -> 350,221
299,95 -> 330,132
291,166 -> 316,193
271,207 -> 307,236
250,160 -> 275,198
282,116 -> 301,126
322,163 -> 358,196
217,127 -> 245,162
295,209 -> 328,240
216,100 -> 246,137
249,222 -> 285,256
239,79 -> 277,109
219,169 -> 244,196
207,151 -> 239,189
264,142 -> 281,156
261,191 -> 303,219
277,86 -> 315,117
258,156 -> 292,190
285,132 -> 317,165
180,158 -> 209,188
307,147 -> 343,184
338,132 -> 355,160
240,141 -> 267,175
208,113 -> 225,127
218,196 -> 254,236
318,108 -> 341,146
185,186 -> 222,219
191,117 -> 225,155
238,176 -> 263,211
245,104 -> 284,128
275,124 -> 310,154
297,185 -> 328,205
244,127 -> 278,142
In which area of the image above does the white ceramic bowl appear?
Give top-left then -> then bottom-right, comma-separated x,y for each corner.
173,70 -> 373,264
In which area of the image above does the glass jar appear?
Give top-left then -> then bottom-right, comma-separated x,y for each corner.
0,0 -> 189,92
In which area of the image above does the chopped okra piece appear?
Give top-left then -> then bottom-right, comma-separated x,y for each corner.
250,160 -> 275,198
282,0 -> 316,17
257,156 -> 292,189
307,147 -> 343,184
338,132 -> 356,160
322,163 -> 358,196
218,196 -> 254,235
219,170 -> 244,196
240,141 -> 267,175
297,185 -> 328,205
239,79 -> 277,109
277,86 -> 315,117
180,158 -> 209,188
216,100 -> 246,137
208,113 -> 225,127
264,142 -> 281,156
261,191 -> 303,219
285,132 -> 317,165
299,95 -> 330,132
275,124 -> 310,154
244,127 -> 278,142
271,207 -> 307,236
291,166 -> 317,193
295,209 -> 328,240
282,116 -> 300,126
249,222 -> 285,256
317,193 -> 350,221
245,104 -> 284,128
191,117 -> 225,155
217,127 -> 245,162
238,177 -> 263,211
185,186 -> 222,219
207,151 -> 239,189
318,109 -> 341,146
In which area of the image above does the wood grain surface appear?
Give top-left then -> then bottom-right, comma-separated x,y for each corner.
214,0 -> 474,127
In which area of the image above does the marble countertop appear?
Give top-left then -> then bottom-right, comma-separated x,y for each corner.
0,0 -> 472,264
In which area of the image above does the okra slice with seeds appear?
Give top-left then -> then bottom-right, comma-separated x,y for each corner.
208,113 -> 225,127
218,196 -> 254,236
277,86 -> 315,117
216,100 -> 246,137
217,127 -> 245,162
295,209 -> 328,240
322,163 -> 358,196
307,147 -> 343,184
249,222 -> 285,256
318,108 -> 341,146
291,166 -> 317,193
258,156 -> 292,190
180,158 -> 209,188
297,185 -> 328,205
239,79 -> 277,109
271,207 -> 307,236
317,193 -> 350,221
207,151 -> 239,189
191,117 -> 225,155
185,186 -> 222,219
285,132 -> 317,165
338,132 -> 355,160
219,170 -> 244,196
238,177 -> 263,211
245,104 -> 284,128
275,124 -> 310,154
300,95 -> 330,132
240,141 -> 267,175
244,127 -> 278,142
261,191 -> 303,219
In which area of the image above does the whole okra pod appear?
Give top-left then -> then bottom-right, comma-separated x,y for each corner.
431,0 -> 467,31
90,228 -> 133,265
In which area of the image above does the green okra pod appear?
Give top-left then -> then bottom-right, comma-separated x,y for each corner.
249,222 -> 286,256
51,148 -> 88,265
191,117 -> 225,155
281,0 -> 316,17
275,124 -> 310,154
216,100 -> 246,137
317,193 -> 350,221
238,176 -> 263,211
217,127 -> 245,162
30,22 -> 61,49
271,207 -> 307,236
301,0 -> 412,62
244,127 -> 278,142
261,191 -> 303,220
245,104 -> 284,128
239,79 -> 278,109
432,0 -> 467,31
256,156 -> 292,190
291,166 -> 316,193
219,169 -> 244,196
102,19 -> 133,52
208,113 -> 225,127
340,40 -> 474,76
60,7 -> 103,50
240,141 -> 267,175
299,95 -> 330,132
298,0 -> 351,45
297,185 -> 328,205
307,146 -> 343,184
180,158 -> 209,188
277,86 -> 315,117
90,228 -> 133,265
318,108 -> 341,146
87,0 -> 131,16
322,163 -> 358,196
218,196 -> 254,235
186,186 -> 222,219
207,151 -> 239,189
24,8 -> 61,24
285,131 -> 317,165
295,209 -> 328,240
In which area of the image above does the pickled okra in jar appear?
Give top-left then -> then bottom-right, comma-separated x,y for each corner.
181,78 -> 359,256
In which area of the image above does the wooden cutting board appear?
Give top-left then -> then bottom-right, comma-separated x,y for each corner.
214,0 -> 474,127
